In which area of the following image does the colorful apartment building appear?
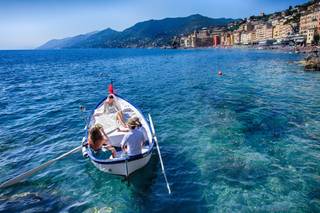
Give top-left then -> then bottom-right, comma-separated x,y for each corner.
300,10 -> 320,43
273,20 -> 294,40
213,35 -> 220,46
233,31 -> 241,45
221,33 -> 234,46
255,23 -> 273,41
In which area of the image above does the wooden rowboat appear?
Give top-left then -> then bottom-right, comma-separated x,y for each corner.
81,94 -> 155,176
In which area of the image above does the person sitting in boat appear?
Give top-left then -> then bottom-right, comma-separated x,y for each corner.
121,118 -> 144,156
94,94 -> 127,128
132,116 -> 148,145
88,124 -> 116,159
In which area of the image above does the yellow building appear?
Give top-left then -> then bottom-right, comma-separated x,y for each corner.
251,31 -> 257,44
241,30 -> 257,45
273,21 -> 294,39
265,26 -> 273,40
233,31 -> 241,44
220,33 -> 233,46
307,29 -> 316,44
230,34 -> 234,46
255,24 -> 265,41
255,23 -> 273,41
273,22 -> 281,39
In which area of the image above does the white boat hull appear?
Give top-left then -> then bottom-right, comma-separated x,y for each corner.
82,94 -> 155,177
91,153 -> 152,176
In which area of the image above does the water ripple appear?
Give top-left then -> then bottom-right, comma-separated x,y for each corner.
0,49 -> 320,212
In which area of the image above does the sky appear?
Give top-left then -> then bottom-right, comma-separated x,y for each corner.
0,0 -> 307,50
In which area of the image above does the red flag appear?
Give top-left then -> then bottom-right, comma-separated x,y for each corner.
108,83 -> 114,94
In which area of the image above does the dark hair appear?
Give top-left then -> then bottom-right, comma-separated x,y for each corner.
89,126 -> 103,144
136,120 -> 142,128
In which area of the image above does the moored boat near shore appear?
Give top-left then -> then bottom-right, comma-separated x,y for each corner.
81,93 -> 155,176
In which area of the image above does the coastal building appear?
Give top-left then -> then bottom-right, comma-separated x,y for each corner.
273,21 -> 281,39
184,29 -> 213,47
177,0 -> 320,48
191,33 -> 197,48
299,10 -> 320,38
213,35 -> 220,46
220,33 -> 226,45
307,29 -> 317,44
211,28 -> 225,46
240,32 -> 249,45
239,22 -> 254,32
239,30 -> 256,45
265,24 -> 273,40
179,36 -> 191,48
249,31 -> 257,44
233,31 -> 242,45
195,28 -> 212,47
227,33 -> 234,46
230,34 -> 234,45
255,23 -> 273,42
273,20 -> 294,40
221,32 -> 233,46
179,32 -> 197,48
280,24 -> 294,38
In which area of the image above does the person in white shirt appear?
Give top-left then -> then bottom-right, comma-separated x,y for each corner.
121,118 -> 144,156
132,116 -> 148,145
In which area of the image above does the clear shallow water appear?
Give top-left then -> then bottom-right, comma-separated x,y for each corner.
0,48 -> 320,212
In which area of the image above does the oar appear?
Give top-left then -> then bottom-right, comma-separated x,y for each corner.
148,113 -> 172,194
0,127 -> 118,189
0,145 -> 81,189
0,106 -> 89,189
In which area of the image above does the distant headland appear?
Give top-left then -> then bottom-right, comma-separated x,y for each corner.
39,0 -> 320,52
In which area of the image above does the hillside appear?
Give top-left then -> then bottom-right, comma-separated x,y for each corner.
38,14 -> 235,49
38,31 -> 99,49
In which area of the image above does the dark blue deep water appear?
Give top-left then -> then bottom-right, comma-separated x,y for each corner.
1,48 -> 320,212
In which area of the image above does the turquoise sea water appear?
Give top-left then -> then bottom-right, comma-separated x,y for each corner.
0,48 -> 320,212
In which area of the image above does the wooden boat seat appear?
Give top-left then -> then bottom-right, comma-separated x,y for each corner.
108,131 -> 126,147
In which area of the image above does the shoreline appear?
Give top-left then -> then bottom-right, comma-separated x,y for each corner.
0,45 -> 318,55
178,45 -> 320,54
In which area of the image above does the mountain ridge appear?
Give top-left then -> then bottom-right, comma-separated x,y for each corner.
38,14 -> 236,49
